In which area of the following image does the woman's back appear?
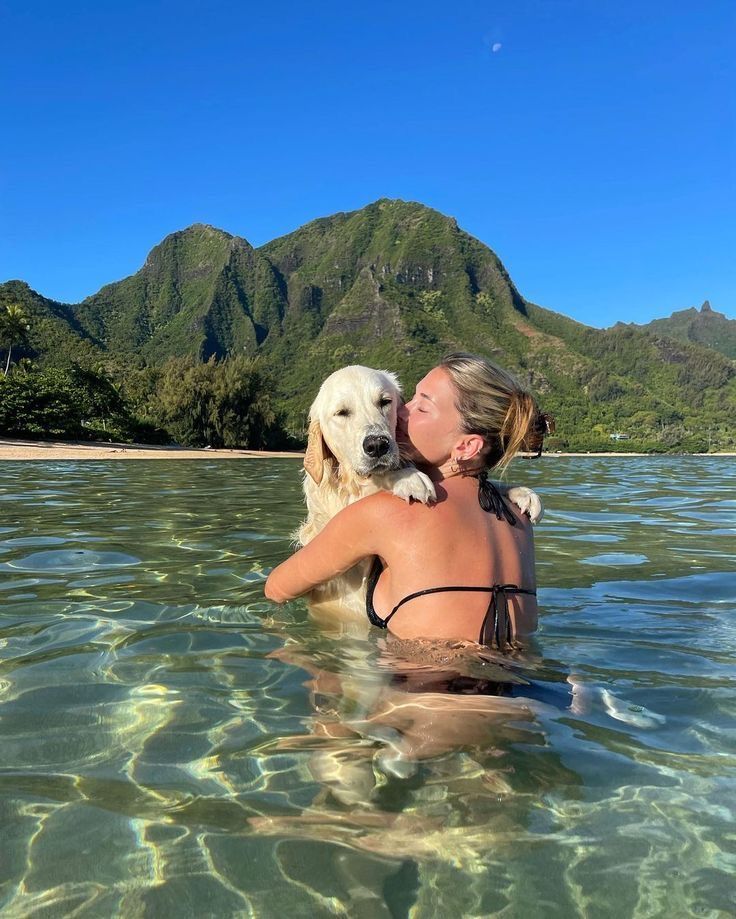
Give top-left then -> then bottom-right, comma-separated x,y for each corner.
369,476 -> 538,644
265,353 -> 547,647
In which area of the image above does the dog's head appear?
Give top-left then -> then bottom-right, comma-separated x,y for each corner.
304,366 -> 402,484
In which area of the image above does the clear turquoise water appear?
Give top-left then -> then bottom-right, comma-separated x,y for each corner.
0,457 -> 734,917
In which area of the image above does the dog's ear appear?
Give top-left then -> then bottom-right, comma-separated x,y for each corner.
381,370 -> 402,395
304,419 -> 333,484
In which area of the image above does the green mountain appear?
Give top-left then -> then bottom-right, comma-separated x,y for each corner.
619,301 -> 736,360
257,200 -> 537,422
2,199 -> 735,451
0,280 -> 105,366
73,224 -> 286,362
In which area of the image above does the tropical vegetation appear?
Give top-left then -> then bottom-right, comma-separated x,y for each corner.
1,302 -> 31,376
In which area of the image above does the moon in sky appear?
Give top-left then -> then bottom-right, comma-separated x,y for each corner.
492,42 -> 502,53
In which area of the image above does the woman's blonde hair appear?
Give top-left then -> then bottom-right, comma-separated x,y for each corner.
440,352 -> 539,473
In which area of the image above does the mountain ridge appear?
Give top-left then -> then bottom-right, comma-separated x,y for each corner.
1,199 -> 734,451
616,300 -> 736,360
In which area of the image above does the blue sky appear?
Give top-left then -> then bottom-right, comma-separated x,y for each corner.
1,0 -> 734,326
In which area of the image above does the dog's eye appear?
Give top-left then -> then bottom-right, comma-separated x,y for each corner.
379,397 -> 392,408
335,408 -> 351,418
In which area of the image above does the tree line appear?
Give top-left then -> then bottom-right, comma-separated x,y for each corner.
2,301 -> 734,453
0,302 -> 288,448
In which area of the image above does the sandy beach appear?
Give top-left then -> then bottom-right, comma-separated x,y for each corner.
1,437 -> 733,461
0,437 -> 304,460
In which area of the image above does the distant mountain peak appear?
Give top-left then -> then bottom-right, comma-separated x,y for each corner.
147,223 -> 255,249
140,224 -> 253,270
184,222 -> 234,237
625,298 -> 736,359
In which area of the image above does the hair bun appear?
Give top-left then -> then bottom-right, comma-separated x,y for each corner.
522,412 -> 555,457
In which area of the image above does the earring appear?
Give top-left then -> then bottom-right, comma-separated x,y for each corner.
449,459 -> 460,474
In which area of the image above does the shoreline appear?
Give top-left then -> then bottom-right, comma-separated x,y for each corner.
0,437 -> 303,460
1,437 -> 734,461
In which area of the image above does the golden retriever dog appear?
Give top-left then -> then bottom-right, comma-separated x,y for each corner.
297,365 -> 542,622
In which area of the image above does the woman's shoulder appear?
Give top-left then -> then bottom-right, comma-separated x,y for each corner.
337,489 -> 432,535
355,489 -> 421,518
310,489 -> 419,559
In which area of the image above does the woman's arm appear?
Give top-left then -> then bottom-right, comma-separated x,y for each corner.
264,492 -> 391,603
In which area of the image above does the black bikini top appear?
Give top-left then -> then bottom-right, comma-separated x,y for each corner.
365,475 -> 536,652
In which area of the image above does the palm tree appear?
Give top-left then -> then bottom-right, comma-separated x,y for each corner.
1,303 -> 31,376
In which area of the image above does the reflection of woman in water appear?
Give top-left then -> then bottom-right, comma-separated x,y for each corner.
266,352 -> 550,652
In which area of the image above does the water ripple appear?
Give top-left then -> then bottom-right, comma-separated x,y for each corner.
0,456 -> 734,917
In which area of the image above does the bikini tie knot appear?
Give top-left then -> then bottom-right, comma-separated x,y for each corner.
477,470 -> 517,526
479,584 -> 515,651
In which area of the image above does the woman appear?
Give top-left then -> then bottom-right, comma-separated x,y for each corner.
265,353 -> 545,650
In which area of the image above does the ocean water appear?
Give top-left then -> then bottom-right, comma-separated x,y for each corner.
0,457 -> 734,918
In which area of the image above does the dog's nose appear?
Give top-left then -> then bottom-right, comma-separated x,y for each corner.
363,434 -> 390,458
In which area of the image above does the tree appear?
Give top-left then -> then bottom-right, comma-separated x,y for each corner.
0,364 -> 154,441
151,355 -> 283,448
1,303 -> 31,376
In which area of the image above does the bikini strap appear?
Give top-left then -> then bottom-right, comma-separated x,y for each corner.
384,583 -> 536,630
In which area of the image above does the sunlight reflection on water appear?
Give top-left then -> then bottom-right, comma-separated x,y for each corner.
0,457 -> 734,917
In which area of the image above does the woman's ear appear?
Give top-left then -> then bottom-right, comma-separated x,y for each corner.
453,434 -> 486,462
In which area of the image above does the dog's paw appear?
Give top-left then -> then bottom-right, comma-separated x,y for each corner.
507,486 -> 543,524
389,468 -> 436,505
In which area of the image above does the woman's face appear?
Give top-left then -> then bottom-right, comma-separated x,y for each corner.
397,366 -> 463,466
